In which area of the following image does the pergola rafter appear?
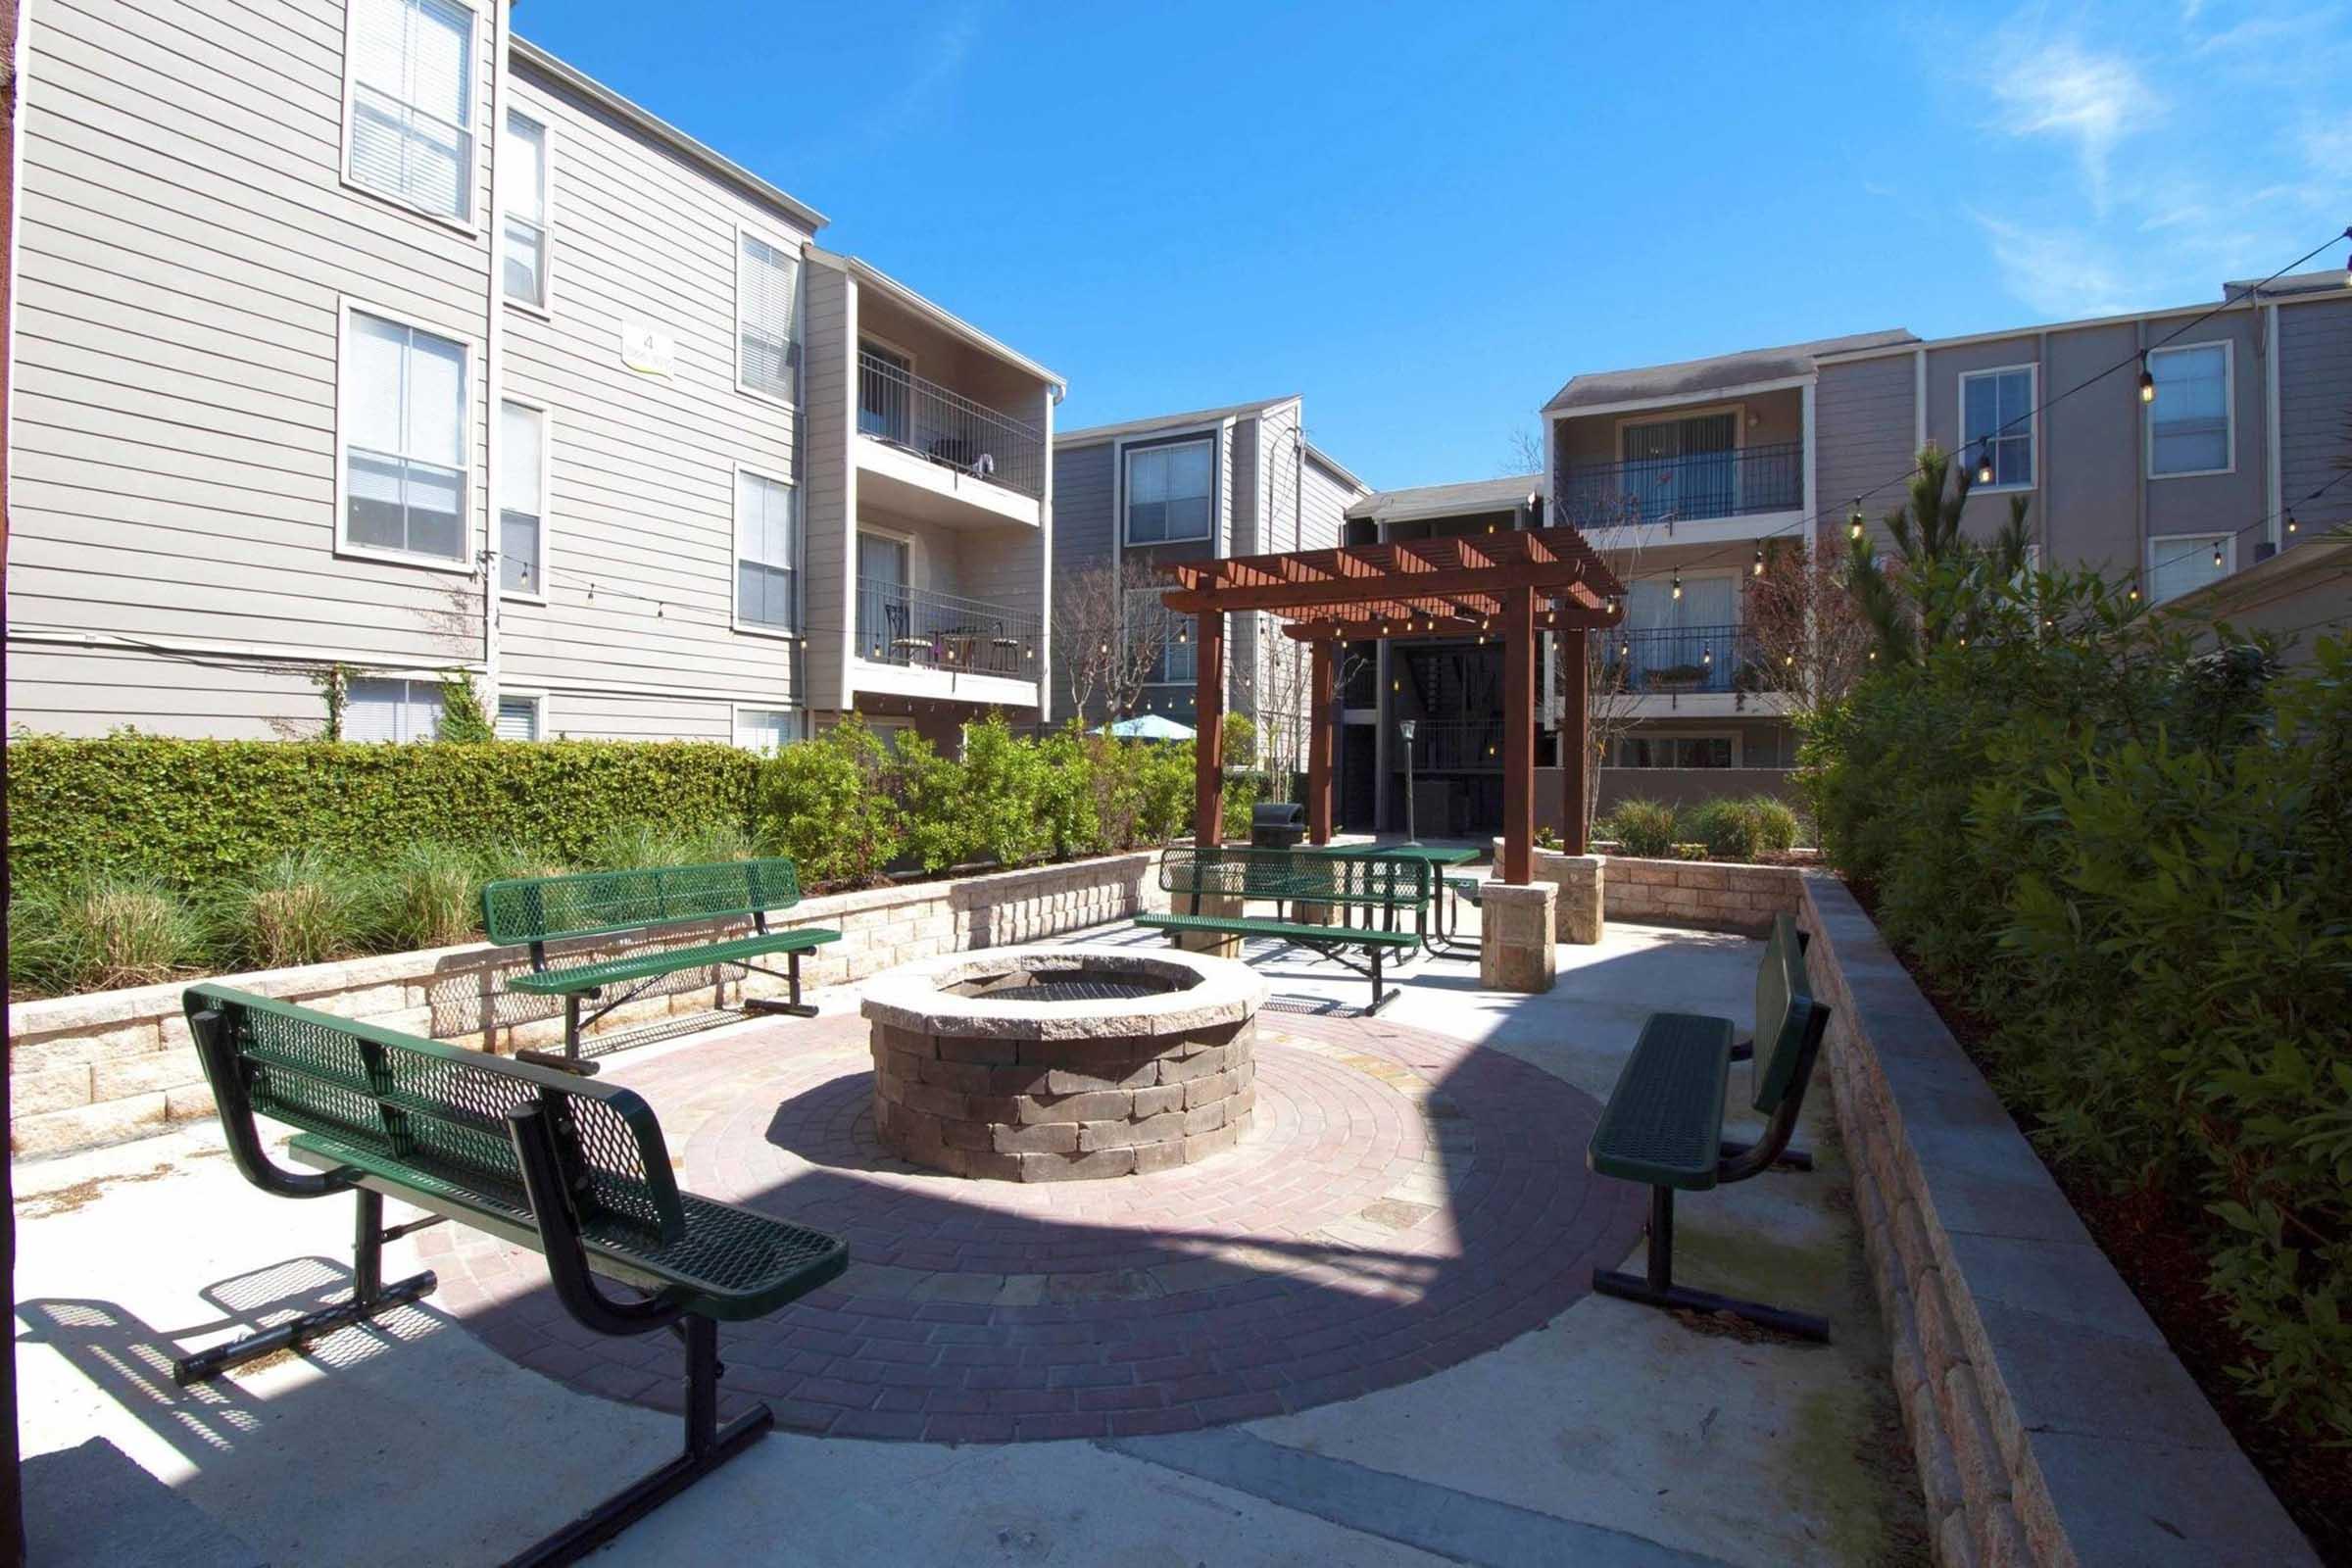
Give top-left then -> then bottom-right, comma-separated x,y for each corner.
1158,525 -> 1626,885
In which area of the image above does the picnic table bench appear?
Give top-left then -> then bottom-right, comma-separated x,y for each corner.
172,982 -> 848,1566
1585,913 -> 1833,1340
1137,846 -> 1429,1013
483,857 -> 840,1075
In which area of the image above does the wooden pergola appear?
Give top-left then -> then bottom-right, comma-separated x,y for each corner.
1160,526 -> 1627,885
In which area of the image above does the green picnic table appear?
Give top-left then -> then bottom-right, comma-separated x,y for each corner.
1298,843 -> 1482,951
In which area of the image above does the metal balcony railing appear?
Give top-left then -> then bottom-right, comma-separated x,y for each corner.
858,352 -> 1046,501
1407,720 -> 1505,772
855,577 -> 1042,679
1600,624 -> 1778,696
1556,440 -> 1802,529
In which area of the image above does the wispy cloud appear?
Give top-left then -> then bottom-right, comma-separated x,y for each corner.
1971,215 -> 2137,318
1983,34 -> 2164,213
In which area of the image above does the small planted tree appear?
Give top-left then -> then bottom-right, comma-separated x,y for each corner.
1054,559 -> 1174,722
1847,442 -> 2033,663
1743,540 -> 1876,717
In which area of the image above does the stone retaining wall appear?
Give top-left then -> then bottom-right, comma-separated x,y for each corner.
1603,856 -> 1800,933
1800,872 -> 2314,1568
8,852 -> 1167,1159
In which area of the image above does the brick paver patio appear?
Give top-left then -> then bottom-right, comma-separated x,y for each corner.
420,1008 -> 1642,1444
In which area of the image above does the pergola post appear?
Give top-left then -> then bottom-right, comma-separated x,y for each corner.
1501,583 -> 1535,885
1306,638 -> 1334,845
1560,626 -> 1589,855
1193,610 -> 1224,845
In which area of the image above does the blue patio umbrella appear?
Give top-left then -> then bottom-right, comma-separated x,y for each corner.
1099,713 -> 1195,742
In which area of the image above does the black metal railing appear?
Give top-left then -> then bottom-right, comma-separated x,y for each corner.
1407,720 -> 1505,772
1600,624 -> 1781,696
855,577 -> 1042,679
1556,440 -> 1802,529
858,352 -> 1046,501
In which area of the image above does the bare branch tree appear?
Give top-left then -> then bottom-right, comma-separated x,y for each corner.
1742,540 -> 1875,717
1053,558 -> 1174,722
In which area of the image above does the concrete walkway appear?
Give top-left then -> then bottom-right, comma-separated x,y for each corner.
13,919 -> 1926,1567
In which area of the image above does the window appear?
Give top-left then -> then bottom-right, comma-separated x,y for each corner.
734,707 -> 803,752
498,401 -> 545,596
502,111 -> 549,307
346,677 -> 442,742
2148,343 -> 2232,476
1125,438 -> 1213,544
2147,534 -> 2231,605
1128,590 -> 1193,684
1961,367 -> 2034,489
343,307 -> 468,564
858,340 -> 910,442
1612,735 -> 1735,769
735,467 -> 800,633
494,693 -> 542,740
736,230 -> 800,402
345,0 -> 475,222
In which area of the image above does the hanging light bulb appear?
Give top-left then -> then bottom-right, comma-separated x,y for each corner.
1391,677 -> 1399,693
1869,648 -> 1878,662
2129,584 -> 2141,603
2212,540 -> 2225,568
1177,622 -> 1190,644
2343,225 -> 2352,286
587,581 -> 597,601
2138,352 -> 2155,404
1751,543 -> 1764,576
1671,571 -> 1683,601
1099,639 -> 1108,656
656,602 -> 665,618
1784,653 -> 1794,667
1976,446 -> 1994,486
1701,644 -> 1713,667
1848,504 -> 1864,542
2286,511 -> 2299,536
1618,638 -> 1629,660
1025,639 -> 1035,661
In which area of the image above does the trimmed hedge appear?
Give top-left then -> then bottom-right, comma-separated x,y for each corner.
6,736 -> 760,894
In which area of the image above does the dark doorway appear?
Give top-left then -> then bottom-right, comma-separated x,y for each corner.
1341,723 -> 1376,831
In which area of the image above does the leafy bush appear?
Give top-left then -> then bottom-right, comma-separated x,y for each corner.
1804,558 -> 2352,1443
8,875 -> 206,993
755,719 -> 904,886
1682,795 -> 1800,860
6,737 -> 760,893
218,850 -> 377,970
437,674 -> 496,743
1599,798 -> 1678,858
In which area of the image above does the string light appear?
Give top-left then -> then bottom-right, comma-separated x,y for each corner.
1848,503 -> 1864,542
1670,571 -> 1683,601
1976,447 -> 1994,486
2344,225 -> 2352,285
2286,512 -> 2299,536
1701,644 -> 1712,668
1177,622 -> 1189,644
2212,541 -> 2225,568
1751,544 -> 1764,576
2138,352 -> 2155,404
2129,585 -> 2141,603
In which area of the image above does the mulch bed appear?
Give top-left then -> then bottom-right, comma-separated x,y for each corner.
1846,879 -> 2352,1564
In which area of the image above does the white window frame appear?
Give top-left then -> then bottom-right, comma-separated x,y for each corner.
731,461 -> 802,641
337,0 -> 483,235
334,297 -> 477,575
346,675 -> 447,743
2145,532 -> 2235,605
730,704 -> 805,752
1120,433 -> 1218,547
493,689 -> 547,741
1958,364 -> 2036,492
734,221 -> 801,410
496,396 -> 551,603
2145,340 -> 2235,480
502,107 -> 554,316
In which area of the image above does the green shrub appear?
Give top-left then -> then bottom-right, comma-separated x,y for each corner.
1220,772 -> 1263,844
1134,742 -> 1194,844
5,737 -> 760,893
8,875 -> 206,993
219,849 -> 376,969
1681,795 -> 1800,861
1599,798 -> 1678,858
437,674 -> 496,743
1804,556 -> 2352,1443
755,719 -> 903,886
380,842 -> 483,951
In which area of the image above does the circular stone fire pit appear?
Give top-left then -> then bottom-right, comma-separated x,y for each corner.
859,947 -> 1266,1182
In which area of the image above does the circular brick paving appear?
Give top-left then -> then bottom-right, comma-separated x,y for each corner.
419,1008 -> 1642,1443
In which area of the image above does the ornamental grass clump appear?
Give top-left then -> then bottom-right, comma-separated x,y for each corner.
1599,798 -> 1677,858
380,842 -> 483,951
222,850 -> 375,969
9,875 -> 205,993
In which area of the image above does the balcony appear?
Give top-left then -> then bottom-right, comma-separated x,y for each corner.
1406,719 -> 1505,772
852,577 -> 1042,705
856,352 -> 1046,528
1556,441 -> 1801,533
1602,624 -> 1782,707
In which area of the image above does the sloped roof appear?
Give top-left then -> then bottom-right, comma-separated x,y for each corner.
1347,474 -> 1542,522
1054,395 -> 1300,448
1542,328 -> 1916,414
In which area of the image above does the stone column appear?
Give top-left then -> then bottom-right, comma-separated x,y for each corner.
1534,849 -> 1605,945
1480,880 -> 1556,993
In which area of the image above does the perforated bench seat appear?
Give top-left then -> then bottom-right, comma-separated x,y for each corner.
506,927 -> 841,998
1586,1012 -> 1736,1191
1134,913 -> 1421,949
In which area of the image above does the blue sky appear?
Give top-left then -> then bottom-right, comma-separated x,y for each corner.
520,1 -> 2350,491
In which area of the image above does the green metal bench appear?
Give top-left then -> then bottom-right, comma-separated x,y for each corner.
1586,913 -> 1833,1340
483,858 -> 840,1075
173,982 -> 847,1566
1136,847 -> 1429,1013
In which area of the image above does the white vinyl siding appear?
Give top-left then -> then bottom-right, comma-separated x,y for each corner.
733,706 -> 802,751
347,676 -> 442,741
1961,366 -> 2034,489
502,110 -> 550,308
344,0 -> 476,223
2148,343 -> 2232,477
734,466 -> 801,633
494,692 -> 542,739
2147,533 -> 2232,605
498,399 -> 545,596
342,306 -> 470,564
1125,437 -> 1214,545
736,228 -> 800,403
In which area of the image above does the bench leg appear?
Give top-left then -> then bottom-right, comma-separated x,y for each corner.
743,949 -> 818,1019
1592,1187 -> 1830,1343
1363,948 -> 1398,1016
516,992 -> 602,1077
172,1188 -> 439,1384
502,1315 -> 771,1568
1720,1137 -> 1814,1173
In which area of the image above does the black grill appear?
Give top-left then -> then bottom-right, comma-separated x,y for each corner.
946,967 -> 1184,1003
